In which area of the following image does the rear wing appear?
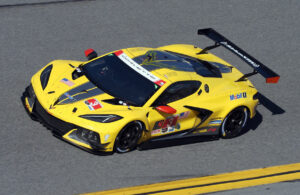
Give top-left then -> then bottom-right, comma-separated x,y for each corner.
197,28 -> 280,83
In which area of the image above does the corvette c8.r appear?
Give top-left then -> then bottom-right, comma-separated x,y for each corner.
22,28 -> 280,154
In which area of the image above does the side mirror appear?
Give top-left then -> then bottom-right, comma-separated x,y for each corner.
155,105 -> 177,114
85,48 -> 98,60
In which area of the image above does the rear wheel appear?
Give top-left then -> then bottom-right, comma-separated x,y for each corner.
221,107 -> 248,139
114,121 -> 143,153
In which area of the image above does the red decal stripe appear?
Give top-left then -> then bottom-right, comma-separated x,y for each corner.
155,80 -> 166,87
114,50 -> 123,56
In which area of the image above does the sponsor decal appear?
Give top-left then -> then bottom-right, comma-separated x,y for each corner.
153,115 -> 179,134
60,78 -> 74,87
153,120 -> 165,131
193,127 -> 219,134
220,41 -> 260,68
153,116 -> 178,130
152,111 -> 191,134
151,129 -> 161,135
208,128 -> 217,132
209,120 -> 222,125
152,111 -> 190,134
230,92 -> 247,101
114,50 -> 166,86
84,98 -> 103,111
179,111 -> 190,119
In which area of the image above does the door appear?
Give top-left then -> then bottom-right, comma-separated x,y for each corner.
147,81 -> 201,137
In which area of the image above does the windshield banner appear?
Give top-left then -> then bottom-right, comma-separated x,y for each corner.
114,50 -> 166,86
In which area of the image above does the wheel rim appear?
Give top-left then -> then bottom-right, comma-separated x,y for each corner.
116,122 -> 142,152
223,108 -> 247,137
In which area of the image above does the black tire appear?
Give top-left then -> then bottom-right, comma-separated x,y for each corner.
114,121 -> 143,153
220,107 -> 248,139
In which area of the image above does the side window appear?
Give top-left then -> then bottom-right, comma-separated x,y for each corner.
152,81 -> 201,106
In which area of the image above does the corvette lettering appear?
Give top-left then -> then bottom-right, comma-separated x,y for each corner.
220,42 -> 260,68
115,50 -> 166,86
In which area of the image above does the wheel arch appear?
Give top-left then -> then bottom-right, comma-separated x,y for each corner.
113,120 -> 146,153
219,105 -> 250,138
218,103 -> 251,121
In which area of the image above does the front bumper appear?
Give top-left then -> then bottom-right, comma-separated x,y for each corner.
21,84 -> 110,154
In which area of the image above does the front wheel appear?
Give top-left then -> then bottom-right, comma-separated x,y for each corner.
114,121 -> 143,153
220,107 -> 248,139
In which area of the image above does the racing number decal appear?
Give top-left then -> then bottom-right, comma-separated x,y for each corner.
84,98 -> 103,111
152,111 -> 190,134
153,116 -> 179,133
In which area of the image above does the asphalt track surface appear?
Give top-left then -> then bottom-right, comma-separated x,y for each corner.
0,0 -> 299,194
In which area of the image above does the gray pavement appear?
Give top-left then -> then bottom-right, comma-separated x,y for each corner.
0,0 -> 299,194
217,181 -> 300,195
0,0 -> 89,6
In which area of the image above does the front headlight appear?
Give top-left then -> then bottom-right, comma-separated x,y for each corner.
79,114 -> 123,123
76,128 -> 100,145
40,64 -> 53,90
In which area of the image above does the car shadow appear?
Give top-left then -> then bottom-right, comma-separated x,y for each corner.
257,92 -> 285,115
138,134 -> 220,151
239,111 -> 263,136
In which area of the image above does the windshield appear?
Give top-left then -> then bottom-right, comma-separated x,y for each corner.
82,53 -> 160,106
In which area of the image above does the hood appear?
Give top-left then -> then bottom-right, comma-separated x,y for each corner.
40,60 -> 132,116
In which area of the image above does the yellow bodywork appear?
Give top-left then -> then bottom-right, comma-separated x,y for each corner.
24,44 -> 258,152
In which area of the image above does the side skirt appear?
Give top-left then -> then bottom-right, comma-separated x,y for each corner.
149,126 -> 220,142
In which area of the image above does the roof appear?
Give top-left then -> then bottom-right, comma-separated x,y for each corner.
131,50 -> 232,82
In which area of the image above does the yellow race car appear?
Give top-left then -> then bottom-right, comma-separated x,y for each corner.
22,28 -> 280,154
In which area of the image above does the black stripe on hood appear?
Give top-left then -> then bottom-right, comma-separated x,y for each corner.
57,82 -> 104,105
